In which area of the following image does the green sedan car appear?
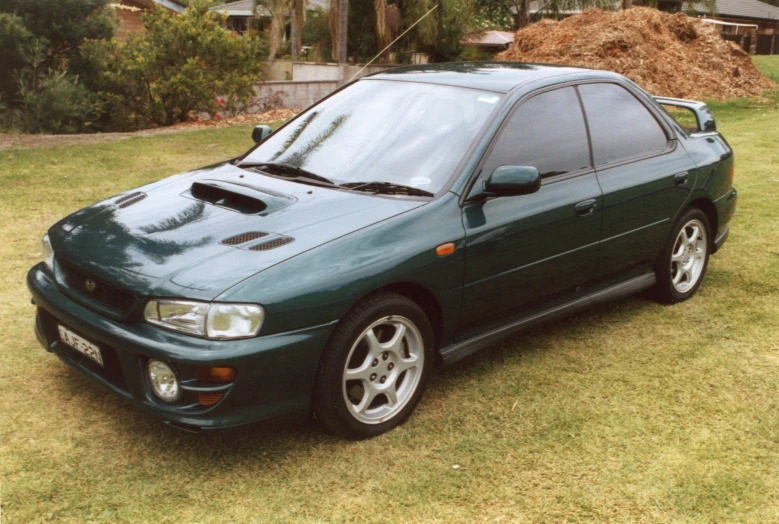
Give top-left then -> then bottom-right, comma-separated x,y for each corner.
28,63 -> 737,439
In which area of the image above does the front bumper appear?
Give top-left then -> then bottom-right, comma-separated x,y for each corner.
27,263 -> 337,432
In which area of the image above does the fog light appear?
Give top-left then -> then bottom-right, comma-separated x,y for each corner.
198,393 -> 224,406
148,359 -> 181,402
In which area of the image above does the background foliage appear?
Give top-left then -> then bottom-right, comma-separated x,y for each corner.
83,3 -> 265,131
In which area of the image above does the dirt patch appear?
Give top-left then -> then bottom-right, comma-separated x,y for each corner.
0,108 -> 301,151
497,7 -> 776,100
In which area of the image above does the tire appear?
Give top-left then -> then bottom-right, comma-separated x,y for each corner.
654,207 -> 711,304
313,292 -> 435,439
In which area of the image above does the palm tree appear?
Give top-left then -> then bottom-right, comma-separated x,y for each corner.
290,0 -> 306,59
338,0 -> 348,63
329,0 -> 339,60
256,0 -> 290,60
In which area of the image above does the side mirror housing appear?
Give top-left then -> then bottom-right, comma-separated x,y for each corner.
483,166 -> 541,197
252,125 -> 273,144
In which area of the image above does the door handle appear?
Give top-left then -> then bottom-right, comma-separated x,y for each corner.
575,199 -> 597,216
674,172 -> 689,186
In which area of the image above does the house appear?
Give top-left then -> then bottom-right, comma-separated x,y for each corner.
461,31 -> 515,52
209,0 -> 329,34
113,0 -> 185,42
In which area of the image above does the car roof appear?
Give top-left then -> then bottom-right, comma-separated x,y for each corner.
364,62 -> 618,93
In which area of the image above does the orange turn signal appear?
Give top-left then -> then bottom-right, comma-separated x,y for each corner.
436,242 -> 455,257
198,393 -> 223,406
196,366 -> 236,383
729,160 -> 735,183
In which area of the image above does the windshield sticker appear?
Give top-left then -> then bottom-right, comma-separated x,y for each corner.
477,95 -> 500,104
410,176 -> 432,186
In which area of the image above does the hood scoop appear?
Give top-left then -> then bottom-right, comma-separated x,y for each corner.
220,231 -> 269,246
116,192 -> 147,208
187,179 -> 295,215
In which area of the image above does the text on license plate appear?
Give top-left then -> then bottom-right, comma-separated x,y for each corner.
58,325 -> 104,367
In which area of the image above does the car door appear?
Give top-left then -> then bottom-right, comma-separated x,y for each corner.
457,86 -> 603,341
577,82 -> 697,284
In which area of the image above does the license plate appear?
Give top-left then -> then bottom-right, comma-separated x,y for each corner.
58,325 -> 104,367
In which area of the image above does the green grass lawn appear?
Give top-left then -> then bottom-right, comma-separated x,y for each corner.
1,59 -> 778,522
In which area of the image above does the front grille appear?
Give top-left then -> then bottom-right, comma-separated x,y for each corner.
249,236 -> 294,251
220,231 -> 268,246
58,260 -> 136,316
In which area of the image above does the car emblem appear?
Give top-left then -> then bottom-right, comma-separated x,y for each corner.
84,279 -> 97,292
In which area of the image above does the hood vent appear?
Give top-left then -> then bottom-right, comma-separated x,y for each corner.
116,192 -> 147,209
249,236 -> 294,251
220,232 -> 269,246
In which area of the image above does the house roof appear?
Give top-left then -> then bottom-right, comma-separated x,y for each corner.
210,0 -> 328,18
694,0 -> 779,21
210,0 -> 269,17
462,30 -> 515,47
130,0 -> 186,12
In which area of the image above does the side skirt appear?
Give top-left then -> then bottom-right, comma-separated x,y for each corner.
439,272 -> 657,367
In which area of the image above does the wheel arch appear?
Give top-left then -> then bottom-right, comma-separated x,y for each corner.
687,197 -> 719,251
376,282 -> 444,350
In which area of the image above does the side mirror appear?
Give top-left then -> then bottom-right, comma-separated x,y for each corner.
483,166 -> 541,196
252,125 -> 272,144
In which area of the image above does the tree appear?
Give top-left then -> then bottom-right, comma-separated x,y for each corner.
84,2 -> 264,130
338,0 -> 349,63
290,0 -> 306,58
260,0 -> 290,60
0,0 -> 115,106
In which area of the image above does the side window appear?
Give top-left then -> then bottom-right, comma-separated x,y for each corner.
484,87 -> 591,179
578,83 -> 668,166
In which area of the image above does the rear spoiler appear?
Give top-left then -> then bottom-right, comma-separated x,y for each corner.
653,96 -> 716,134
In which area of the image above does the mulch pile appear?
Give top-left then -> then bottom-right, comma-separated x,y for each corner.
174,108 -> 302,130
496,7 -> 776,100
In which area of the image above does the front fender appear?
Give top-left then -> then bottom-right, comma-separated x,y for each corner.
217,193 -> 466,339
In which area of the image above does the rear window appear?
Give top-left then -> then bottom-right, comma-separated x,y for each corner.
578,83 -> 668,166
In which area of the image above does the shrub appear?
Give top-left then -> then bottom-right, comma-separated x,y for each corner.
84,2 -> 264,131
4,41 -> 92,134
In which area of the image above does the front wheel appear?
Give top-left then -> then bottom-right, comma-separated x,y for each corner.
313,292 -> 434,439
654,207 -> 711,303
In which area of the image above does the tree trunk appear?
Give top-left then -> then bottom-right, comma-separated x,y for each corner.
290,0 -> 305,59
329,0 -> 339,61
267,0 -> 288,61
338,0 -> 348,64
517,0 -> 529,29
623,0 -> 633,9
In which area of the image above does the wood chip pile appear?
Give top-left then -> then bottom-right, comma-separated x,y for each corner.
496,7 -> 776,100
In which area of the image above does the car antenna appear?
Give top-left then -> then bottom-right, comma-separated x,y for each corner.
347,3 -> 440,84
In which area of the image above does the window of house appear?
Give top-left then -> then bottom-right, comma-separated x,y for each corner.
578,83 -> 669,166
483,87 -> 591,179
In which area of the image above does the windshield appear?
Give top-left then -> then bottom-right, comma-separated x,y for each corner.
243,80 -> 503,194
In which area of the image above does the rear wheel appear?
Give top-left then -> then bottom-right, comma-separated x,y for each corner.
313,292 -> 434,439
654,207 -> 711,303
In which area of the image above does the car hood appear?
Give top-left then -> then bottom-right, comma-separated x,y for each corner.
49,163 -> 426,300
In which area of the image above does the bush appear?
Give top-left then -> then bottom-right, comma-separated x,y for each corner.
3,41 -> 92,134
84,2 -> 264,131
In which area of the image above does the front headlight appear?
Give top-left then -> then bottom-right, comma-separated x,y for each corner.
144,299 -> 265,339
41,233 -> 55,270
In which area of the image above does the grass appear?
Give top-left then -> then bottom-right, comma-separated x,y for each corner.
1,57 -> 778,522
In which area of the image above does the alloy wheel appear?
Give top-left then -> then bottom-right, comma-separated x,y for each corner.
670,218 -> 707,293
342,316 -> 424,425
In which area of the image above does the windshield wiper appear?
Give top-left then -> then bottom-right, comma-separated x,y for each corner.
340,181 -> 434,197
239,162 -> 337,187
